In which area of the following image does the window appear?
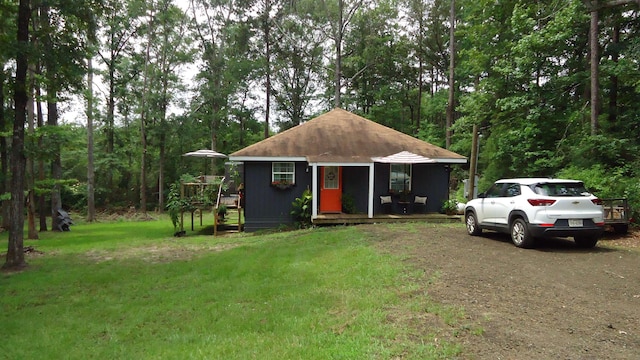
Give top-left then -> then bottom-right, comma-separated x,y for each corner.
390,164 -> 411,193
533,182 -> 590,197
484,183 -> 503,198
272,162 -> 295,184
505,183 -> 521,197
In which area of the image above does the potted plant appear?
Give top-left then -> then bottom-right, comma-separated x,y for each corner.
271,180 -> 294,190
441,199 -> 459,215
217,204 -> 228,221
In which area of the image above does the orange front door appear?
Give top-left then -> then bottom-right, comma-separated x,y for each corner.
320,166 -> 342,213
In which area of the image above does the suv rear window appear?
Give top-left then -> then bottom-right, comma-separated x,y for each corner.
531,183 -> 590,197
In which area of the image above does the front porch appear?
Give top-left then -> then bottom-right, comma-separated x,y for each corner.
313,212 -> 462,226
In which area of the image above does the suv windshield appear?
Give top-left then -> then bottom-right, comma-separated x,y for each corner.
531,182 -> 591,197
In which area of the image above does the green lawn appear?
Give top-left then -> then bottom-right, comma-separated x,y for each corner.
1,218 -> 463,359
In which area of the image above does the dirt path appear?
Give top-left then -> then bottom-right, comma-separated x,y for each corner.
367,224 -> 640,359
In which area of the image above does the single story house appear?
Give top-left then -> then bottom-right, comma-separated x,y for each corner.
229,108 -> 467,231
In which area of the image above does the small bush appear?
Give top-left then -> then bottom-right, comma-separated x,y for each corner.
291,189 -> 313,229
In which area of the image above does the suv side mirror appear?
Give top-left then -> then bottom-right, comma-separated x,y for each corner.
477,192 -> 486,198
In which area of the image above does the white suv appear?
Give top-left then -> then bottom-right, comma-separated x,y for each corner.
464,178 -> 605,248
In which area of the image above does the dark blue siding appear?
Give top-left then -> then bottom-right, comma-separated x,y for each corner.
244,161 -> 452,230
411,164 -> 450,212
341,167 -> 369,213
374,163 -> 450,214
243,162 -> 311,231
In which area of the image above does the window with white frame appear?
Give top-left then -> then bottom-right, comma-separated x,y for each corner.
390,164 -> 411,193
272,162 -> 295,184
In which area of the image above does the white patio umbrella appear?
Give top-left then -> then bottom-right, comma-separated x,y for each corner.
182,149 -> 227,176
373,151 -> 436,195
372,151 -> 436,164
182,149 -> 227,158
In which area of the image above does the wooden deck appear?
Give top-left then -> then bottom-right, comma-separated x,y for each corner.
313,212 -> 463,226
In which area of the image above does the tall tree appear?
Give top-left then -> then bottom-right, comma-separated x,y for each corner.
86,54 -> 95,221
0,1 -> 16,231
137,0 -> 156,214
190,0 -> 253,153
269,3 -> 324,129
446,0 -> 455,149
26,60 -> 38,239
403,0 -> 428,132
584,0 -> 639,135
37,0 -> 95,229
153,0 -> 194,212
4,0 -> 30,270
96,0 -> 142,191
298,0 -> 368,108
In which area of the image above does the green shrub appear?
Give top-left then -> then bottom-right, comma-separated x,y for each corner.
291,189 -> 313,229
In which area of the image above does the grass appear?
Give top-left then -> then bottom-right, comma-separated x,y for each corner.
1,218 -> 464,359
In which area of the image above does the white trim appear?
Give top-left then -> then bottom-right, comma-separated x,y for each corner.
272,161 -> 295,183
311,164 -> 318,220
231,157 -> 466,165
229,156 -> 307,162
434,158 -> 467,164
310,162 -> 371,167
368,163 -> 374,218
229,156 -> 468,166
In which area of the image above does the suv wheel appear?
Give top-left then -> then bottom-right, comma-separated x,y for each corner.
510,218 -> 535,248
465,212 -> 482,236
574,236 -> 598,248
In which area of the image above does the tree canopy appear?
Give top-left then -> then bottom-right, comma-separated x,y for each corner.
2,0 -> 640,267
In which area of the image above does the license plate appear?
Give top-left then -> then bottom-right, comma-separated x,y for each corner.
568,219 -> 583,227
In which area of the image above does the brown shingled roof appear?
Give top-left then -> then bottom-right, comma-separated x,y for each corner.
230,108 -> 466,163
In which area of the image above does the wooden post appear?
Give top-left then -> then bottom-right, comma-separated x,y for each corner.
468,125 -> 479,202
214,209 -> 218,236
180,181 -> 184,232
238,204 -> 242,232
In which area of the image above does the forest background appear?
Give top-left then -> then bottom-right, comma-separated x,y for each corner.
1,0 -> 639,266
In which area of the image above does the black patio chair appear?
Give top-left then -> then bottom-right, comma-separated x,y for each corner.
380,195 -> 392,214
412,196 -> 428,214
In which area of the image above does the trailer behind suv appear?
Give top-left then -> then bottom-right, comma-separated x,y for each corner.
602,198 -> 630,234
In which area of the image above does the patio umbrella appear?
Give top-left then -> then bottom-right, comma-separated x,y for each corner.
182,149 -> 227,176
182,149 -> 227,158
371,151 -> 436,164
373,151 -> 436,195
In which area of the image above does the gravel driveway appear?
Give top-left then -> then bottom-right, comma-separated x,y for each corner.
367,223 -> 640,359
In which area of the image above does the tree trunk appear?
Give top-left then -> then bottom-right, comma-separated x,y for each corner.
0,68 -> 9,230
106,45 -> 116,190
4,0 -> 30,270
139,5 -> 156,214
48,99 -> 62,230
36,82 -> 47,231
264,0 -> 271,139
589,6 -> 599,135
417,56 -> 423,134
87,56 -> 96,222
26,62 -> 38,239
446,0 -> 456,149
41,4 -> 63,231
608,22 -> 619,124
334,0 -> 343,108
